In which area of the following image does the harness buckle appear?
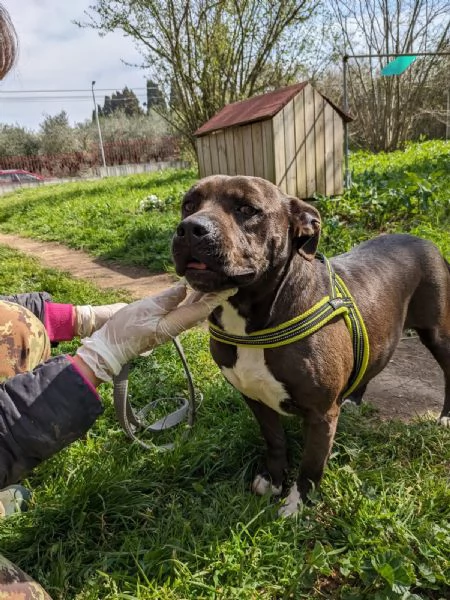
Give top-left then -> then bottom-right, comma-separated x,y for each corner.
328,297 -> 349,310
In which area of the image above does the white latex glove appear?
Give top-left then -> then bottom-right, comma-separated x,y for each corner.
75,303 -> 128,337
75,281 -> 236,382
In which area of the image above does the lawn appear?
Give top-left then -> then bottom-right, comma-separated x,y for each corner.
0,140 -> 448,270
0,141 -> 449,599
0,167 -> 199,273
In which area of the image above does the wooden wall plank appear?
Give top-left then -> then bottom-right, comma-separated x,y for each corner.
283,99 -> 297,196
234,127 -> 245,175
216,131 -> 228,173
224,129 -> 236,175
202,135 -> 212,176
293,89 -> 307,198
196,138 -> 205,177
242,125 -> 254,176
261,119 -> 275,183
273,110 -> 286,189
251,122 -> 265,178
333,110 -> 344,194
314,89 -> 325,195
303,84 -> 316,198
209,133 -> 220,174
324,102 -> 335,196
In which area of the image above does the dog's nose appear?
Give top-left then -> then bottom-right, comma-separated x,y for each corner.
176,215 -> 214,240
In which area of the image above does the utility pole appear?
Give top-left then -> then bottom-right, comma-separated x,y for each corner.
91,80 -> 106,169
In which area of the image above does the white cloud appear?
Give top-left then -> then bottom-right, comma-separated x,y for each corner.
0,0 -> 148,130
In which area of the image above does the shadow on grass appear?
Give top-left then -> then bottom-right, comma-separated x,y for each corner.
96,219 -> 178,273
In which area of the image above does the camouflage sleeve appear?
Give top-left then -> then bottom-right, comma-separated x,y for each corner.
0,293 -> 52,324
0,300 -> 51,382
0,553 -> 52,599
0,293 -> 53,324
0,355 -> 103,488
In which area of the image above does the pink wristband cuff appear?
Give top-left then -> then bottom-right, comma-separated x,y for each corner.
66,355 -> 100,399
44,302 -> 76,342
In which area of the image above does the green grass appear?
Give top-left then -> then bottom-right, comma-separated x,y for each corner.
0,168 -> 198,273
0,140 -> 448,274
0,142 -> 450,599
316,140 -> 450,257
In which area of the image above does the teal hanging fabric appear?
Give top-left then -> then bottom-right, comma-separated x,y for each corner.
381,55 -> 417,76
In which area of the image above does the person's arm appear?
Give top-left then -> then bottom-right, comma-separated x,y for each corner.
0,282 -> 235,487
0,354 -> 103,488
0,292 -> 52,322
1,292 -> 126,342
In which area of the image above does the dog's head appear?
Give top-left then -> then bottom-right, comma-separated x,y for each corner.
171,175 -> 321,292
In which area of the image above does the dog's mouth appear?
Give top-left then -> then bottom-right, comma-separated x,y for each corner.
177,253 -> 256,292
185,258 -> 209,271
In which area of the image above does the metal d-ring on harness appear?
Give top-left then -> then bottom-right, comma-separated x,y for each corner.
209,253 -> 370,399
113,337 -> 199,451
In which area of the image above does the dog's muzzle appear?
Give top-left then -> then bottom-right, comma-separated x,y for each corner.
172,215 -> 227,291
172,214 -> 257,292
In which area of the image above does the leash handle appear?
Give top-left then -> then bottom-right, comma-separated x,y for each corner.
113,337 -> 198,451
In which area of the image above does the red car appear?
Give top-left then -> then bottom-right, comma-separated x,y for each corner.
0,169 -> 44,184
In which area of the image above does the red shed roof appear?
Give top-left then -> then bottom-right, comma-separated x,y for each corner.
195,82 -> 352,137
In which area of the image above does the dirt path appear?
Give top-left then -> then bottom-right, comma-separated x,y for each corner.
0,233 -> 176,300
0,232 -> 446,423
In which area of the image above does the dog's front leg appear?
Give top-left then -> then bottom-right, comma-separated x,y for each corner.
279,407 -> 340,517
245,397 -> 287,497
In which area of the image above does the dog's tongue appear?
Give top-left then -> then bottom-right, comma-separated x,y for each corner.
187,261 -> 208,270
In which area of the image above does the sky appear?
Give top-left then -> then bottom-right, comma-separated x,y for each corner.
0,0 -> 148,130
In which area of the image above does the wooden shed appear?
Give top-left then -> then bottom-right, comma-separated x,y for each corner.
194,82 -> 351,199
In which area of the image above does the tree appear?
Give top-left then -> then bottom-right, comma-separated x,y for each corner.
97,87 -> 144,118
0,125 -> 40,157
328,0 -> 450,151
80,0 -> 316,149
77,109 -> 169,147
39,111 -> 76,155
146,79 -> 166,112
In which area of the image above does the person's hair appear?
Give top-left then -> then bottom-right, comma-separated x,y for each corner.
0,3 -> 18,80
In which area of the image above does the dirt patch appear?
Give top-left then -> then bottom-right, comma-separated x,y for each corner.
363,336 -> 445,422
0,232 -> 446,423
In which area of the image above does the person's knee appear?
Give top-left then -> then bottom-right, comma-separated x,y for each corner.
0,301 -> 51,380
0,554 -> 52,598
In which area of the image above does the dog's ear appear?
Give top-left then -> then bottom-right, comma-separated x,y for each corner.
288,197 -> 321,261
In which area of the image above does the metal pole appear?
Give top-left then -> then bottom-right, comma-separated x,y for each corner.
349,51 -> 450,59
343,55 -> 351,189
91,80 -> 106,169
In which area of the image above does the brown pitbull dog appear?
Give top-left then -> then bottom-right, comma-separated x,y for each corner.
171,175 -> 450,516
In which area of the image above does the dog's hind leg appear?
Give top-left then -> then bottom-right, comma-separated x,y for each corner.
279,406 -> 340,517
416,326 -> 450,426
245,397 -> 287,497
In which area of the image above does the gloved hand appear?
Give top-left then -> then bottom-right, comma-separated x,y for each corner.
74,303 -> 128,337
75,281 -> 236,382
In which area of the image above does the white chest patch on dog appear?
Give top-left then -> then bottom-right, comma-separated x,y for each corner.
219,302 -> 291,415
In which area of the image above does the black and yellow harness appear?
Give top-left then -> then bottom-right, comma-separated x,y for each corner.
209,253 -> 370,398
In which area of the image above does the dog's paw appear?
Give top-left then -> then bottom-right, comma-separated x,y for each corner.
251,474 -> 282,496
437,415 -> 450,428
341,397 -> 362,409
278,482 -> 302,518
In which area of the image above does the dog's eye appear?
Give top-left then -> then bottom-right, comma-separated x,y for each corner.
183,201 -> 195,214
237,205 -> 258,217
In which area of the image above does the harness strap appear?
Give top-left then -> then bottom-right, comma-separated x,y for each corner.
208,254 -> 369,398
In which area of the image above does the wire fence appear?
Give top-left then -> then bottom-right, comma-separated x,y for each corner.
0,136 -> 180,178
